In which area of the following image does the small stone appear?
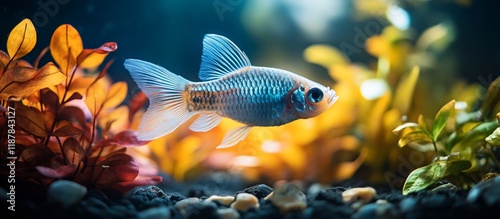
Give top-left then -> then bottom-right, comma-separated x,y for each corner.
137,206 -> 171,219
398,197 -> 417,213
205,195 -> 235,206
431,183 -> 458,193
266,183 -> 307,214
352,200 -> 400,219
47,180 -> 87,208
175,197 -> 201,217
217,208 -> 240,219
230,193 -> 260,212
467,175 -> 500,206
342,187 -> 377,204
308,187 -> 346,205
131,186 -> 167,199
307,183 -> 330,196
236,184 -> 273,199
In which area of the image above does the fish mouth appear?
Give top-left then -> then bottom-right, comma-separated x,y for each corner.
326,87 -> 338,104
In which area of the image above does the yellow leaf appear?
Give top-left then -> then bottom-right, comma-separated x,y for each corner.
103,81 -> 127,109
0,62 -> 65,100
7,18 -> 37,60
84,80 -> 106,115
50,24 -> 83,75
99,105 -> 129,134
394,66 -> 420,115
303,45 -> 348,69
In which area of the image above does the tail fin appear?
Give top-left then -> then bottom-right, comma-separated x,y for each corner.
124,59 -> 194,141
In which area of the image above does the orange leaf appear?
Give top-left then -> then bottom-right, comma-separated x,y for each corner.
103,81 -> 127,109
84,80 -> 106,115
50,24 -> 83,75
7,18 -> 37,60
0,62 -> 65,100
77,42 -> 118,69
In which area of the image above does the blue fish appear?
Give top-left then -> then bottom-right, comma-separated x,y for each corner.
125,34 -> 338,148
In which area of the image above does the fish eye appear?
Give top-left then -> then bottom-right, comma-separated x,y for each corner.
308,88 -> 323,103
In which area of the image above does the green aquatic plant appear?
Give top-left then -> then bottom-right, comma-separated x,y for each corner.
394,76 -> 500,195
0,19 -> 161,194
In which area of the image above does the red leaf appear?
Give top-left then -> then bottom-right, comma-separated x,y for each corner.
62,137 -> 84,165
53,124 -> 82,137
64,92 -> 83,103
59,106 -> 87,128
36,165 -> 74,178
41,89 -> 59,114
101,153 -> 139,182
77,42 -> 117,69
20,143 -> 54,165
15,102 -> 48,137
97,130 -> 149,147
129,91 -> 148,122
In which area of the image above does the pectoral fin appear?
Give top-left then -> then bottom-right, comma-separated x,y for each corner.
189,113 -> 223,132
216,126 -> 252,149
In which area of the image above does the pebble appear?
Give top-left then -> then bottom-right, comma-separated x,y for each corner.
236,184 -> 273,199
342,187 -> 376,204
137,206 -> 171,219
307,183 -> 330,196
399,197 -> 417,213
205,195 -> 235,206
308,187 -> 346,205
131,186 -> 167,199
265,183 -> 307,214
217,208 -> 240,219
431,183 -> 458,193
175,197 -> 201,216
231,193 -> 260,212
47,180 -> 87,208
467,176 -> 500,206
352,199 -> 400,219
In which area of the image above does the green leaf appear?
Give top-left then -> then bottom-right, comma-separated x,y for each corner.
402,157 -> 471,195
481,76 -> 500,120
398,130 -> 433,147
393,122 -> 421,134
432,100 -> 456,141
444,122 -> 482,152
452,121 -> 499,156
486,127 -> 500,146
403,162 -> 445,195
444,160 -> 471,176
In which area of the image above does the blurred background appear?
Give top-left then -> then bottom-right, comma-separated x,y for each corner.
2,0 -> 499,190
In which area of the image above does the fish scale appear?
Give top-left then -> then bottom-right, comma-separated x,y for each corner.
185,67 -> 296,126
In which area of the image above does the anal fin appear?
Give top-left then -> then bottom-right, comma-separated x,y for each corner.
189,113 -> 223,132
216,126 -> 252,149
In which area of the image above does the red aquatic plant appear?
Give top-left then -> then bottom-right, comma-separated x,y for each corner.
0,19 -> 161,194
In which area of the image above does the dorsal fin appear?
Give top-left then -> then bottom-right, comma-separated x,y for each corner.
199,34 -> 251,81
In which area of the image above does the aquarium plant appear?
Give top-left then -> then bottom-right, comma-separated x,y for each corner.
394,76 -> 500,194
0,19 -> 161,194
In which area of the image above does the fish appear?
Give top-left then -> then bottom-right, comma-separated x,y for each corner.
124,34 -> 338,148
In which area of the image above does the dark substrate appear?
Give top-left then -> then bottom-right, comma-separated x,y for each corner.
2,173 -> 499,219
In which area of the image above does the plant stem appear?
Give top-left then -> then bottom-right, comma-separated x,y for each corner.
432,141 -> 439,157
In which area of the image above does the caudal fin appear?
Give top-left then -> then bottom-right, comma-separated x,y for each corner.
124,59 -> 194,141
